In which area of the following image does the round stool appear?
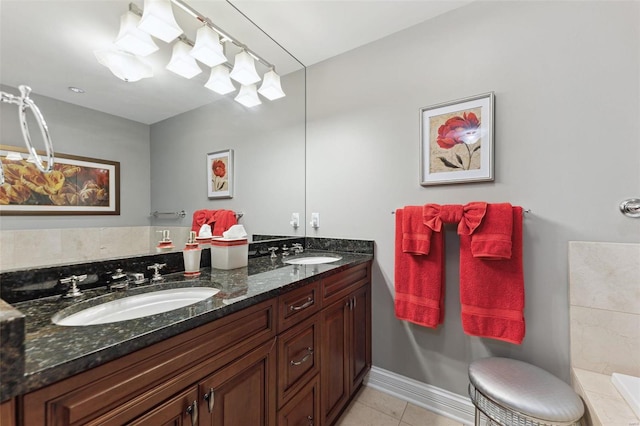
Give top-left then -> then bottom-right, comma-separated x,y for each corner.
468,357 -> 584,426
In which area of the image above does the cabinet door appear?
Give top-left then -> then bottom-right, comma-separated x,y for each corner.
128,386 -> 199,426
199,339 -> 276,426
349,285 -> 371,391
277,375 -> 319,426
320,297 -> 349,426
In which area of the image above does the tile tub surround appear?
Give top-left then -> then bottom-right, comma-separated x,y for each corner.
569,241 -> 640,424
0,248 -> 372,402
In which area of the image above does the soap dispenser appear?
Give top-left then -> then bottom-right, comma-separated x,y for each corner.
156,229 -> 174,252
183,231 -> 202,278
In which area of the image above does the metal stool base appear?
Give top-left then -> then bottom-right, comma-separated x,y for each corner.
469,383 -> 583,426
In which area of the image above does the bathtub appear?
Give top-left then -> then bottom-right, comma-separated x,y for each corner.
611,373 -> 640,419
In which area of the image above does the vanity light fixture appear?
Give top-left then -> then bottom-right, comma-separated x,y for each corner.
115,10 -> 159,57
205,65 -> 236,95
98,0 -> 286,106
189,26 -> 227,67
166,39 -> 202,79
235,84 -> 262,108
229,49 -> 261,85
94,49 -> 153,82
258,68 -> 286,100
137,0 -> 183,43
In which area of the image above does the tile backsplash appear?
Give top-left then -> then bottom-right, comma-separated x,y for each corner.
569,241 -> 640,376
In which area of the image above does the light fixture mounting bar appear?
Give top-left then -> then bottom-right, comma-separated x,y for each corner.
169,0 -> 275,70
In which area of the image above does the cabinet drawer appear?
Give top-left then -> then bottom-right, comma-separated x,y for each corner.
277,375 -> 319,426
321,264 -> 369,305
277,281 -> 320,332
277,315 -> 320,408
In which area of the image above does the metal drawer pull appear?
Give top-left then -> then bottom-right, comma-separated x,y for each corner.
290,297 -> 313,311
186,400 -> 198,426
308,415 -> 313,425
203,388 -> 215,413
290,347 -> 314,366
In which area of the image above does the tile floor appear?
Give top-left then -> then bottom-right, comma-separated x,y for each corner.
335,386 -> 466,426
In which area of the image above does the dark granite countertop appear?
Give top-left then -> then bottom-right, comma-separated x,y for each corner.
1,250 -> 372,402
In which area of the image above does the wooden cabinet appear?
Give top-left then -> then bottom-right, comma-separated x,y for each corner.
320,264 -> 371,426
17,261 -> 372,426
0,398 -> 16,426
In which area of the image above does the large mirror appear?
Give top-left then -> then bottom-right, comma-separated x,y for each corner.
0,1 -> 306,271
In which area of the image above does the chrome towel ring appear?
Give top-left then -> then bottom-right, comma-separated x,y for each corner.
0,85 -> 55,184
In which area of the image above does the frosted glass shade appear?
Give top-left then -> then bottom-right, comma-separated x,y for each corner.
138,0 -> 183,43
258,69 -> 285,100
115,11 -> 158,56
166,41 -> 202,79
205,65 -> 236,95
229,50 -> 261,85
190,26 -> 227,67
95,49 -> 153,82
235,84 -> 261,107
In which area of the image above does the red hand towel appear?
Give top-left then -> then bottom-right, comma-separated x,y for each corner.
394,208 -> 445,328
212,209 -> 238,236
459,206 -> 525,344
402,206 -> 433,255
470,203 -> 513,259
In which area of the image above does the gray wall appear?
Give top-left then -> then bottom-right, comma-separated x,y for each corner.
306,1 -> 640,396
149,70 -> 306,238
0,86 -> 151,230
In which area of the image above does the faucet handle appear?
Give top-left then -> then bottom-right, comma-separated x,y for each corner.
292,243 -> 304,254
60,274 -> 87,298
147,263 -> 167,282
268,247 -> 278,259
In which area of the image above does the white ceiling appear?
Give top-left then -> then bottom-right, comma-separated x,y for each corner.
0,0 -> 471,124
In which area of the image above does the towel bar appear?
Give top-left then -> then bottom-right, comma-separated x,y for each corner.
391,208 -> 531,215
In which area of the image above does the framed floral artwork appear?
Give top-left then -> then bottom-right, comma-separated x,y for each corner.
0,145 -> 120,215
420,92 -> 494,186
207,149 -> 233,199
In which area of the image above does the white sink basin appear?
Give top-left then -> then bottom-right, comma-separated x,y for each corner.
285,256 -> 342,265
53,287 -> 220,326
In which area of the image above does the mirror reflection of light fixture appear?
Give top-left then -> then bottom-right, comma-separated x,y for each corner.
5,152 -> 23,161
166,40 -> 202,78
230,50 -> 261,85
205,65 -> 236,95
235,84 -> 261,108
190,26 -> 227,67
258,69 -> 286,100
137,0 -> 183,43
115,10 -> 159,56
95,49 -> 153,82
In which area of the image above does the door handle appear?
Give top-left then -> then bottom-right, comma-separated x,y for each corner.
203,387 -> 215,413
186,400 -> 198,426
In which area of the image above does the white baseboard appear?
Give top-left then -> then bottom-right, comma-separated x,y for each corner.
364,365 -> 477,425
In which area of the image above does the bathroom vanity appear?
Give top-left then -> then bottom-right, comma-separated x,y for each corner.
0,246 -> 372,426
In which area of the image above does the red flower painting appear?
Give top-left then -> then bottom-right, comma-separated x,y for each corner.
436,111 -> 481,170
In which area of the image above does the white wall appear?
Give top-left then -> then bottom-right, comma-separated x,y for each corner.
306,1 -> 640,396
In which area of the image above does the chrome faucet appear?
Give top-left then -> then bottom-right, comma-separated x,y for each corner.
60,274 -> 87,298
268,247 -> 278,260
147,263 -> 166,282
292,243 -> 304,254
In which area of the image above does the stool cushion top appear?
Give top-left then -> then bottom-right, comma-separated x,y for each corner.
469,357 -> 584,422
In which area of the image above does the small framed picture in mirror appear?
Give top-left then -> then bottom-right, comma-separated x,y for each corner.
207,149 -> 233,199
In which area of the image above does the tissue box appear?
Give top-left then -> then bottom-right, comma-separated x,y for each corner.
211,238 -> 248,270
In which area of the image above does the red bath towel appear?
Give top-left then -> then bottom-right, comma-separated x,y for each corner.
459,206 -> 525,344
394,207 -> 445,328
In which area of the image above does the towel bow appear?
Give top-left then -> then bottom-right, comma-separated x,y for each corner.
423,202 -> 487,235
